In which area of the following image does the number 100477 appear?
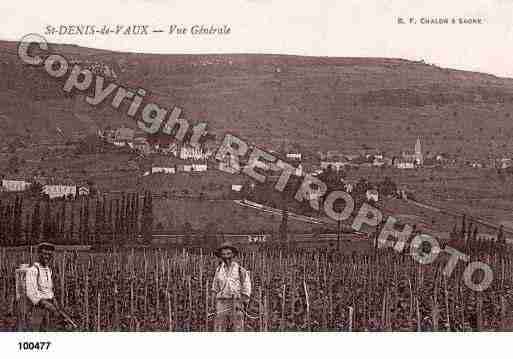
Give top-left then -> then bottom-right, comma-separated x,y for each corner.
18,341 -> 51,350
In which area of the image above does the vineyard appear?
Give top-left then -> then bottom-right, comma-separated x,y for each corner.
1,191 -> 513,331
1,244 -> 513,331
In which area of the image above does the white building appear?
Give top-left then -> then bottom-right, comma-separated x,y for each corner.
396,161 -> 415,169
151,166 -> 176,174
43,185 -> 77,199
180,146 -> 212,161
192,163 -> 208,172
286,153 -> 302,161
1,179 -> 31,192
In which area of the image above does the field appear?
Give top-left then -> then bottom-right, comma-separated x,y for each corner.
2,244 -> 513,332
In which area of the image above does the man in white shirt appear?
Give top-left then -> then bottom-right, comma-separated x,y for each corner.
25,242 -> 61,331
211,241 -> 251,331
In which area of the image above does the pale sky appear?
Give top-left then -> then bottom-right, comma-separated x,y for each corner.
1,0 -> 513,77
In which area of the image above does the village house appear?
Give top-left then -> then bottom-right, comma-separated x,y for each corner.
320,161 -> 346,171
1,179 -> 31,192
286,152 -> 302,161
175,163 -> 207,173
180,145 -> 212,161
469,161 -> 483,168
368,153 -> 391,167
192,163 -> 208,172
436,154 -> 446,162
150,166 -> 176,175
343,154 -> 360,162
231,184 -> 243,192
394,159 -> 415,169
375,157 -> 393,167
43,184 -> 77,199
145,151 -> 209,175
320,153 -> 351,171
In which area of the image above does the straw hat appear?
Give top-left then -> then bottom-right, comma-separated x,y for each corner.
215,241 -> 239,257
38,242 -> 56,252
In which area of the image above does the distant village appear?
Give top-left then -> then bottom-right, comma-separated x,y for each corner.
1,124 -> 513,201
102,126 -> 513,172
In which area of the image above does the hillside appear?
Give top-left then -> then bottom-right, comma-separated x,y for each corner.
2,40 -> 513,158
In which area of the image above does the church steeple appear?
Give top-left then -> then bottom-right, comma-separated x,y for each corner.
415,137 -> 423,165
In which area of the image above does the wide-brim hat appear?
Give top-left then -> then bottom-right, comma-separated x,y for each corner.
215,241 -> 239,257
38,242 -> 56,252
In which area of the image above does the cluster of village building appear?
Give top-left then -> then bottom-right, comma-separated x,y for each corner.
319,137 -> 425,170
318,138 -> 512,171
98,128 -> 513,177
100,126 -> 213,175
3,127 -> 512,199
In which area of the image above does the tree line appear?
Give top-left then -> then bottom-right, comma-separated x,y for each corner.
0,191 -> 154,247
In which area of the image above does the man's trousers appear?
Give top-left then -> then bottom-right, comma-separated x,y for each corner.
214,299 -> 244,331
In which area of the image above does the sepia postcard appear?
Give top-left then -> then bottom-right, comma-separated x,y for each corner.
1,0 -> 512,358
